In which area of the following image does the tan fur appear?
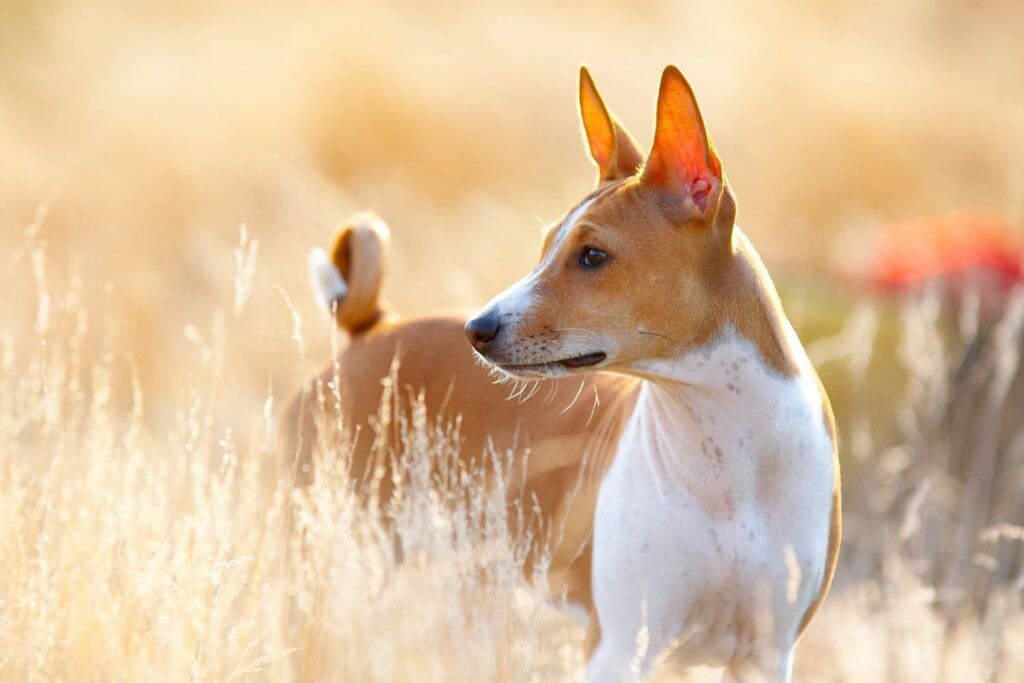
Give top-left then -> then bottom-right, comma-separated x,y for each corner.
330,211 -> 391,333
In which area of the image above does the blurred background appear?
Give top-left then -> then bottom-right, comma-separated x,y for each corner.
2,0 -> 1022,397
2,0 -> 1024,679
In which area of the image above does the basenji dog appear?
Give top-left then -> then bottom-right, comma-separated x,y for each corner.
283,65 -> 840,682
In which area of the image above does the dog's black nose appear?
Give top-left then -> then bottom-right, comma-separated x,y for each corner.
465,314 -> 501,353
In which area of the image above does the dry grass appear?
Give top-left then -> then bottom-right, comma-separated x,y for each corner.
4,209 -> 1024,682
2,0 -> 1024,680
0,228 -> 584,681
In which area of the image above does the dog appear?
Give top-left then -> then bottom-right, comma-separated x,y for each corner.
283,65 -> 840,682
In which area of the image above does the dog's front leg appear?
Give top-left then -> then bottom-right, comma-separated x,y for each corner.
585,458 -> 693,682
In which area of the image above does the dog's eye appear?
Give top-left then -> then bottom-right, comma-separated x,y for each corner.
580,247 -> 608,269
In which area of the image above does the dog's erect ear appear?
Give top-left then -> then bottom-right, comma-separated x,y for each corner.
578,66 -> 644,184
642,66 -> 723,216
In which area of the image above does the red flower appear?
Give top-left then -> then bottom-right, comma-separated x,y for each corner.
871,213 -> 1023,293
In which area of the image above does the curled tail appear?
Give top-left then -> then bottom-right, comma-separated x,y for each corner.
308,211 -> 391,335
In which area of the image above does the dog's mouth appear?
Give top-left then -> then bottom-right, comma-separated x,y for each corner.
495,351 -> 607,376
559,352 -> 608,368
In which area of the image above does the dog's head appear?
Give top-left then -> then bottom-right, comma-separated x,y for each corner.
467,66 -> 739,379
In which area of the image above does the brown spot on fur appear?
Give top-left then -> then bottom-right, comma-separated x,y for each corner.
756,450 -> 782,505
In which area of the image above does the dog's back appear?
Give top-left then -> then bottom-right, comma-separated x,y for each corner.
280,212 -> 638,608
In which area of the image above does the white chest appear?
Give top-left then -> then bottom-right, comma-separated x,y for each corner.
588,334 -> 834,673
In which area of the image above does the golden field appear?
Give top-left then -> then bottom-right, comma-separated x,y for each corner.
1,0 -> 1023,680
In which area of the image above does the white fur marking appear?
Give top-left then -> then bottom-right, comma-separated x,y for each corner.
308,247 -> 347,314
551,196 -> 597,257
483,196 -> 598,322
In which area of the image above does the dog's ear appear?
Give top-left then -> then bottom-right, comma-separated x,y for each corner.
642,66 -> 723,216
578,66 -> 644,184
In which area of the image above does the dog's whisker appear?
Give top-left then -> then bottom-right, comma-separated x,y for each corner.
544,380 -> 558,405
507,379 -> 526,402
587,383 -> 601,427
560,378 -> 587,415
524,379 -> 544,403
639,329 -> 680,345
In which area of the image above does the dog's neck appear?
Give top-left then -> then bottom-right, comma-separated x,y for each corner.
628,323 -> 804,423
624,225 -> 807,406
618,326 -> 816,509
